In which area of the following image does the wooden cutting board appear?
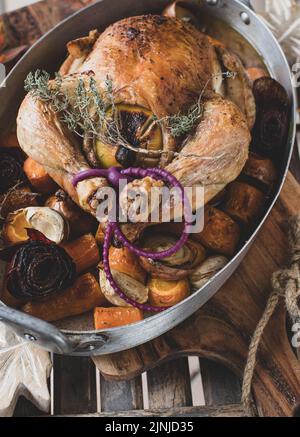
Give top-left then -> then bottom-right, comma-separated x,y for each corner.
93,171 -> 300,418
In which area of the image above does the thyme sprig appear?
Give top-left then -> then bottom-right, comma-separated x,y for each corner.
24,69 -> 237,160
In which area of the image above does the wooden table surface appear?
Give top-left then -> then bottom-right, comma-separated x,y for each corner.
0,0 -> 299,417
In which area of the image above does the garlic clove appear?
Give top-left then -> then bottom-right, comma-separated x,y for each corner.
25,207 -> 69,244
190,256 -> 228,291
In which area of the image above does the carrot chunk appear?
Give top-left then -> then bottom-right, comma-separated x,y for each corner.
94,307 -> 143,329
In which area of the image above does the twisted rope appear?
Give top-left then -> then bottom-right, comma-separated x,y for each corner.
242,216 -> 300,417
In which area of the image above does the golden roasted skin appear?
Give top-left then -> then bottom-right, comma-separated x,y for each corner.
17,15 -> 253,215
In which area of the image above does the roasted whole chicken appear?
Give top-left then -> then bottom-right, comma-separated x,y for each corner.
17,15 -> 255,216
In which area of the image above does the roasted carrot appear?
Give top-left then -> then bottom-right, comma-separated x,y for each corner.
148,278 -> 190,308
62,234 -> 100,274
22,273 -> 106,322
23,157 -> 57,194
109,246 -> 147,284
94,307 -> 143,330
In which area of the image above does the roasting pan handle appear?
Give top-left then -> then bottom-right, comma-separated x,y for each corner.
0,304 -> 108,355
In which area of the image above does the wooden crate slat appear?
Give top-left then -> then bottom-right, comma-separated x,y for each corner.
147,358 -> 193,409
54,403 -> 245,417
100,374 -> 144,412
53,356 -> 97,415
200,360 -> 241,406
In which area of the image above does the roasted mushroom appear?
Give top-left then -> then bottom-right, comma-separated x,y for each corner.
242,153 -> 277,191
252,77 -> 290,158
0,186 -> 39,219
139,234 -> 206,280
194,207 -> 240,256
46,190 -> 97,238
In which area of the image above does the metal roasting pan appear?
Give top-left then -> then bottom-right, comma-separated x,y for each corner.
0,0 -> 296,356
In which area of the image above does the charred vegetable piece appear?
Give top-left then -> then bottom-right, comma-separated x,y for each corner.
3,207 -> 69,246
22,273 -> 106,322
99,268 -> 148,307
0,187 -> 39,219
95,141 -> 119,169
252,77 -> 290,157
96,104 -> 162,168
163,1 -> 199,25
194,207 -> 240,257
94,307 -> 143,330
224,181 -> 265,226
46,190 -> 97,238
242,153 -> 277,190
190,256 -> 228,291
6,241 -> 76,300
148,277 -> 190,308
109,246 -> 147,284
23,157 -> 57,194
62,234 -> 100,274
140,234 -> 206,280
0,151 -> 24,194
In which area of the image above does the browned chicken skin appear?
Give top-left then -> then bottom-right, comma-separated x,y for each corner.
17,15 -> 254,215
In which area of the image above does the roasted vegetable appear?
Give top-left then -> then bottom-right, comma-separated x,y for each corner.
22,273 -> 106,322
194,207 -> 240,257
3,207 -> 69,246
96,104 -> 163,168
0,187 -> 39,219
139,234 -> 206,280
23,157 -> 57,194
5,240 -> 76,301
94,307 -> 143,329
148,277 -> 190,308
190,256 -> 228,291
252,77 -> 290,157
109,246 -> 147,284
242,153 -> 277,190
0,150 -> 24,194
62,234 -> 100,274
46,190 -> 97,238
99,268 -> 148,307
224,181 -> 265,225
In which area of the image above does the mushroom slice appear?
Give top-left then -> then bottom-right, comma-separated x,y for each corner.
99,268 -> 149,307
163,1 -> 199,26
140,234 -> 206,280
